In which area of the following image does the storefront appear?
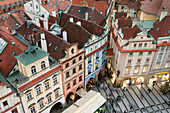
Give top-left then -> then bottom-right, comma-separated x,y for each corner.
136,77 -> 144,84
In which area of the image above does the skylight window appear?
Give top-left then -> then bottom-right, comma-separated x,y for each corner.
156,28 -> 160,31
0,38 -> 8,54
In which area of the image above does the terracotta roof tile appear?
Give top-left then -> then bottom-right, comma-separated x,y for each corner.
115,12 -> 127,19
0,31 -> 26,77
72,0 -> 108,17
118,0 -> 130,4
59,12 -> 105,36
68,5 -> 105,26
149,15 -> 170,41
118,16 -> 132,29
62,21 -> 91,49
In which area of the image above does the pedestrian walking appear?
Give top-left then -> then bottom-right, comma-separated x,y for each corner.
105,83 -> 107,90
130,105 -> 133,110
148,88 -> 151,93
101,83 -> 104,89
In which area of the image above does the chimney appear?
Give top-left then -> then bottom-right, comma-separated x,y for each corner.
52,10 -> 56,17
43,20 -> 49,30
160,11 -> 168,21
62,30 -> 67,41
41,32 -> 48,52
34,17 -> 40,27
85,12 -> 88,20
76,21 -> 81,26
69,17 -> 73,22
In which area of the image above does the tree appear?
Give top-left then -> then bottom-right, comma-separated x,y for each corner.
160,82 -> 170,94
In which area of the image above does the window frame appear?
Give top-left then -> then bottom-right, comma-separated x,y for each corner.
31,66 -> 37,75
41,61 -> 46,70
36,87 -> 42,96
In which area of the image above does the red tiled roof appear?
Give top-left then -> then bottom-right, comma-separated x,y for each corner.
68,5 -> 105,26
41,0 -> 71,13
128,0 -> 141,10
72,0 -> 108,17
62,21 -> 91,49
48,15 -> 60,28
140,0 -> 170,16
0,31 -> 26,77
118,0 -> 130,4
149,15 -> 170,41
115,12 -> 127,19
123,25 -> 142,40
17,22 -> 71,59
59,12 -> 105,36
118,16 -> 132,29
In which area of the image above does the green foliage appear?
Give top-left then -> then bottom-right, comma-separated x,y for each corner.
160,82 -> 170,94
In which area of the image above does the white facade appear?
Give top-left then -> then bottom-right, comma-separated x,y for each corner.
0,84 -> 23,113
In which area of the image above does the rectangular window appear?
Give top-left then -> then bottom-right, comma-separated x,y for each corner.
39,101 -> 44,109
73,68 -> 76,75
161,47 -> 165,51
30,106 -> 35,113
148,51 -> 152,55
143,66 -> 148,72
155,63 -> 160,69
67,83 -> 70,90
88,57 -> 91,63
158,54 -> 163,60
139,52 -> 143,55
79,64 -> 82,70
144,43 -> 147,47
125,67 -> 130,74
12,108 -> 18,113
36,87 -> 42,95
129,52 -> 133,56
139,43 -> 142,47
53,77 -> 58,85
73,79 -> 76,86
55,90 -> 59,98
45,82 -> 50,90
65,63 -> 69,68
165,62 -> 170,68
72,59 -> 76,64
134,44 -> 137,48
66,71 -> 69,79
47,95 -> 52,103
146,58 -> 150,62
3,100 -> 8,106
95,63 -> 98,70
137,59 -> 141,63
79,56 -> 82,61
127,60 -> 131,64
79,75 -> 82,82
134,67 -> 139,73
27,92 -> 32,101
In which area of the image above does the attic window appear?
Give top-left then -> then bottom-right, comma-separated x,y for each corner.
156,28 -> 160,31
55,46 -> 58,51
0,38 -> 8,54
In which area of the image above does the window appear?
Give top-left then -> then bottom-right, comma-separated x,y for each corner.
155,63 -> 160,69
143,66 -> 148,72
137,59 -> 141,63
96,53 -> 99,59
36,5 -> 38,9
141,37 -> 143,39
67,83 -> 70,90
65,63 -> 69,68
36,87 -> 42,95
27,92 -> 32,101
31,66 -> 36,75
47,95 -> 52,103
12,108 -> 18,113
161,47 -> 165,51
148,51 -> 152,55
95,63 -> 98,70
3,100 -> 8,106
55,90 -> 59,98
139,52 -> 143,55
146,58 -> 150,62
71,48 -> 74,54
158,54 -> 163,60
139,43 -> 142,47
66,72 -> 69,79
88,68 -> 91,74
79,75 -> 82,82
165,62 -> 170,68
45,82 -> 50,90
79,64 -> 82,70
73,68 -> 76,74
73,79 -> 76,86
134,67 -> 139,73
41,61 -> 46,70
39,101 -> 44,109
30,106 -> 36,113
134,44 -> 137,48
129,52 -> 133,56
127,60 -> 131,64
144,43 -> 147,47
53,77 -> 58,85
30,3 -> 32,7
72,59 -> 76,64
88,57 -> 91,63
79,56 -> 82,61
125,67 -> 130,74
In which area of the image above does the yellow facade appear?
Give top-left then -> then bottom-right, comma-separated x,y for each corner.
138,10 -> 158,21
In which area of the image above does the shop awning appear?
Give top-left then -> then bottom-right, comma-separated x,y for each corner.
76,88 -> 87,97
63,90 -> 106,113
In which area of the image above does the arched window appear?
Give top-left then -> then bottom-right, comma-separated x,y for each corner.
31,66 -> 36,75
41,61 -> 46,70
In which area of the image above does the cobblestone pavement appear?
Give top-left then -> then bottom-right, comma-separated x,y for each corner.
92,76 -> 170,113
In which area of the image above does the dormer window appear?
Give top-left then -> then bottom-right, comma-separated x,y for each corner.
41,61 -> 46,70
31,66 -> 36,75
